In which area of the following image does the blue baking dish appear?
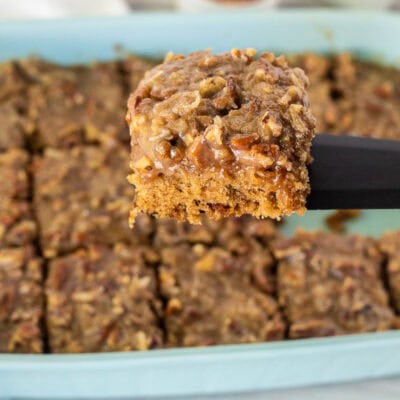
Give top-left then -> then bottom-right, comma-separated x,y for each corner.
1,10 -> 400,399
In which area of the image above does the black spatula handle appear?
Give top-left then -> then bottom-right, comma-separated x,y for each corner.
307,134 -> 400,210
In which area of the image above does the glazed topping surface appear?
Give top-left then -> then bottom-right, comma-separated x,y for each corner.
127,49 -> 315,180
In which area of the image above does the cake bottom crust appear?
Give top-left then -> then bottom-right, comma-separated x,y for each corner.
129,167 -> 308,225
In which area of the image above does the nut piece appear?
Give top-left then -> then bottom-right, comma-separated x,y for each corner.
164,52 -> 185,63
230,48 -> 256,63
205,124 -> 224,147
199,76 -> 226,97
279,86 -> 301,107
288,104 -> 308,133
230,133 -> 259,150
261,112 -> 283,138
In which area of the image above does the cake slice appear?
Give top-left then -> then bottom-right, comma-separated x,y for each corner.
272,230 -> 394,339
25,60 -> 128,148
0,246 -> 44,353
0,61 -> 30,150
127,49 -> 315,224
160,236 -> 285,347
46,244 -> 163,353
0,150 -> 37,248
33,142 -> 153,258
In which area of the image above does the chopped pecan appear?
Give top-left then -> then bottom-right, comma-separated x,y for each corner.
230,133 -> 259,150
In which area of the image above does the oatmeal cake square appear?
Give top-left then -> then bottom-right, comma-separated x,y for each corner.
0,61 -> 28,100
0,245 -> 43,353
78,61 -> 128,144
319,53 -> 400,140
127,49 -> 315,224
380,231 -> 400,312
25,60 -> 128,148
272,230 -> 394,339
0,61 -> 29,150
351,60 -> 400,140
0,150 -> 36,248
160,234 -> 285,347
46,244 -> 163,353
33,142 -> 153,258
24,61 -> 84,148
0,99 -> 28,151
288,53 -> 354,135
0,149 -> 30,200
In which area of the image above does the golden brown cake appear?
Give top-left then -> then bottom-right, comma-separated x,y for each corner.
25,60 -> 128,148
127,49 -> 315,224
33,142 -> 153,258
272,230 -> 394,339
160,239 -> 285,347
155,214 -> 283,347
0,99 -> 28,151
288,52 -> 400,140
351,60 -> 400,140
0,150 -> 36,248
0,61 -> 30,150
46,244 -> 163,353
0,246 -> 43,353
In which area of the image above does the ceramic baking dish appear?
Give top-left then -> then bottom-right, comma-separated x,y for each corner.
1,10 -> 400,399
